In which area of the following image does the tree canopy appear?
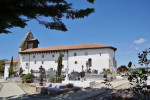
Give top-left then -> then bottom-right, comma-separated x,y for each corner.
117,65 -> 128,73
0,0 -> 95,34
0,59 -> 8,75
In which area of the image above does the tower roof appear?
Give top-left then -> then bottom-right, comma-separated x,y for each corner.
19,31 -> 34,48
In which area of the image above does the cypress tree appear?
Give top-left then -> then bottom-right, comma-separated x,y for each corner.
9,56 -> 14,76
19,67 -> 23,75
57,52 -> 63,77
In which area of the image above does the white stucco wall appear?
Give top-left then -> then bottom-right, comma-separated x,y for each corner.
4,64 -> 10,79
68,48 -> 110,73
20,52 -> 68,74
19,48 -> 116,74
108,48 -> 116,73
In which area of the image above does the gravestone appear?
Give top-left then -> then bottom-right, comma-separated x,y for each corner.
69,71 -> 80,80
147,76 -> 150,85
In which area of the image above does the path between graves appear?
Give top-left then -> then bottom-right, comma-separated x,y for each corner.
0,79 -> 26,99
0,79 -> 128,100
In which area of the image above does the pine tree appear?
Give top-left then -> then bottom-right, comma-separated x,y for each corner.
57,52 -> 63,77
9,56 -> 14,76
0,0 -> 95,33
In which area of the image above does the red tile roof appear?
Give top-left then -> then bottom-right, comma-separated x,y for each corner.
5,58 -> 18,64
19,43 -> 117,53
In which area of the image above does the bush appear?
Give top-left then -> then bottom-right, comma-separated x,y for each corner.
50,76 -> 55,81
57,77 -> 62,82
39,77 -> 43,83
22,73 -> 32,83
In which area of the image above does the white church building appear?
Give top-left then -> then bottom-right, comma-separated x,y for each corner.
4,31 -> 117,78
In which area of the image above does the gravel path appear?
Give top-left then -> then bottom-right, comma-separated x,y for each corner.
19,79 -> 129,100
0,79 -> 129,100
0,79 -> 26,99
90,80 -> 130,100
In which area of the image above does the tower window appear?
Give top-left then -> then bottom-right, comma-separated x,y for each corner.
42,55 -> 44,58
35,61 -> 36,64
100,53 -> 101,56
52,54 -> 55,57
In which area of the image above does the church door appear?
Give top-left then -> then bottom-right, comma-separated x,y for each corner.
88,58 -> 92,72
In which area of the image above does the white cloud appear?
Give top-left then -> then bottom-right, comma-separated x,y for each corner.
134,38 -> 146,44
134,47 -> 139,50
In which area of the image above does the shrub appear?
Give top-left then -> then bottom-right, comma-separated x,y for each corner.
22,73 -> 32,83
57,77 -> 62,82
39,77 -> 43,83
50,76 -> 55,81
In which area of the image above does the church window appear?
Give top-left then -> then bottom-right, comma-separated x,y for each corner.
62,54 -> 64,57
75,61 -> 77,64
52,54 -> 55,57
100,53 -> 101,56
85,52 -> 88,56
74,53 -> 77,56
26,63 -> 28,66
88,58 -> 92,67
42,55 -> 44,58
42,61 -> 44,64
33,55 -> 35,58
62,64 -> 64,68
35,61 -> 36,64
55,60 -> 58,63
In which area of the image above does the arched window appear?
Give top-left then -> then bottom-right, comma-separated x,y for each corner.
88,58 -> 92,67
75,61 -> 77,64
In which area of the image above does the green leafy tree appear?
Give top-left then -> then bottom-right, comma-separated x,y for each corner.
138,49 -> 150,73
9,56 -> 14,76
128,61 -> 132,68
57,52 -> 63,77
0,59 -> 7,75
0,0 -> 95,33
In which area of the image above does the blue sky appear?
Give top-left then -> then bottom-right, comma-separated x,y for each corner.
0,0 -> 150,67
